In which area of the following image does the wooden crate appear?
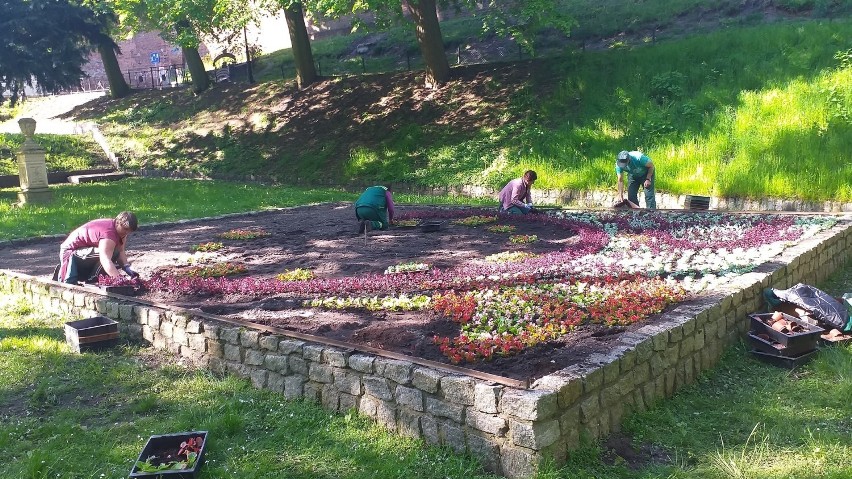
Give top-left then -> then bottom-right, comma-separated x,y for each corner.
64,316 -> 119,353
684,195 -> 711,210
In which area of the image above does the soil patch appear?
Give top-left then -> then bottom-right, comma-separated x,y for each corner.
0,203 -> 692,382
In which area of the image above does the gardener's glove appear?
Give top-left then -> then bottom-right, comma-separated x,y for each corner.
122,265 -> 139,279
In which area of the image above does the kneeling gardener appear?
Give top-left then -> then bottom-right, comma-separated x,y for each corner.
355,185 -> 395,232
58,211 -> 139,284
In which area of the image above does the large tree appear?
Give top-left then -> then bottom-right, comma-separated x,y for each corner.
280,1 -> 318,88
85,0 -> 131,98
0,0 -> 116,106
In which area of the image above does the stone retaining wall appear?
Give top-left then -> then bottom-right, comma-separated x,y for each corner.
1,216 -> 849,478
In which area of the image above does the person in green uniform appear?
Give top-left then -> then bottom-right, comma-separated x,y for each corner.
355,185 -> 395,232
616,150 -> 656,209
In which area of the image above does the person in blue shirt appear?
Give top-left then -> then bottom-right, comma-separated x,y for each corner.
355,185 -> 395,233
616,150 -> 656,209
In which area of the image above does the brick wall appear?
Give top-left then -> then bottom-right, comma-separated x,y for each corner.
1,214 -> 849,478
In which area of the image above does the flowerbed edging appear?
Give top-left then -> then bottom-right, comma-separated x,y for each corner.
1,216 -> 849,479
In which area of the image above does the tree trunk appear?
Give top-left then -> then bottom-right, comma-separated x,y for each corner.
98,42 -> 130,98
284,3 -> 317,88
409,0 -> 449,87
183,46 -> 210,93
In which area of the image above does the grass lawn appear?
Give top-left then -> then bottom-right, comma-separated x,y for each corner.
0,178 -> 494,241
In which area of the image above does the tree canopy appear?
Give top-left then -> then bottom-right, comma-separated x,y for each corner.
0,0 -> 114,106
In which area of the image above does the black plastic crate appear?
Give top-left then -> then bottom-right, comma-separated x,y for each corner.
749,349 -> 818,369
684,195 -> 711,210
419,220 -> 444,233
129,431 -> 208,479
748,312 -> 823,356
64,316 -> 119,353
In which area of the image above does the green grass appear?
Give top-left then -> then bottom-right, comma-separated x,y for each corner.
0,178 -> 494,241
0,133 -> 111,175
0,295 -> 498,479
2,258 -> 851,478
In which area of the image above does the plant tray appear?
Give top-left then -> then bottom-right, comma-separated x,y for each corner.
748,312 -> 823,356
64,316 -> 119,353
749,349 -> 817,369
418,220 -> 444,233
747,331 -> 810,357
84,283 -> 137,296
129,431 -> 208,479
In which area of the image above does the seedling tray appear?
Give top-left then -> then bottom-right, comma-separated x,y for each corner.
419,220 -> 444,233
83,283 -> 137,296
748,312 -> 823,356
129,431 -> 208,479
749,349 -> 817,369
64,316 -> 119,353
747,331 -> 819,357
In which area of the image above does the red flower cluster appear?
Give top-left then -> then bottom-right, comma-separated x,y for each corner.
433,334 -> 526,363
432,291 -> 477,323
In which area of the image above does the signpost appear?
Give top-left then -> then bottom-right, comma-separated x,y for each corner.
150,52 -> 160,65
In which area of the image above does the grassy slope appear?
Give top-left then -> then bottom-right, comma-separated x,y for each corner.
52,17 -> 849,203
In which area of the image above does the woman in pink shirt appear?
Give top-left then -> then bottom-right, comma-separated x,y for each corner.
498,170 -> 538,214
58,211 -> 139,284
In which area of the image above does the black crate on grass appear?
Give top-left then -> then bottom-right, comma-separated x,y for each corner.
64,316 -> 119,353
129,431 -> 208,479
749,349 -> 818,369
748,312 -> 822,356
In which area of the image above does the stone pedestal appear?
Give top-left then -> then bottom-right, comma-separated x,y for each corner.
16,118 -> 52,204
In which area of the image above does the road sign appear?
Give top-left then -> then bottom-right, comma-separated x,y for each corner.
150,52 -> 160,65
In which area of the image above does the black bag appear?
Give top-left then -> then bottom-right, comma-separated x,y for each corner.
771,283 -> 849,331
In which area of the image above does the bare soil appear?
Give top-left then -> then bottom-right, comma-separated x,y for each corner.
0,204 -> 690,382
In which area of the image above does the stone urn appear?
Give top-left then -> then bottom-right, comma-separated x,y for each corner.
16,118 -> 52,204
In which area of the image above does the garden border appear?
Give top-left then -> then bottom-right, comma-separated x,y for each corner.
1,213 -> 850,478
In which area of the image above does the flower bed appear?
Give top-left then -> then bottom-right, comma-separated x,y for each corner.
219,228 -> 270,240
99,208 -> 836,365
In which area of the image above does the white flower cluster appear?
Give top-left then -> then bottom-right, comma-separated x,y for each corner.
308,294 -> 431,311
384,262 -> 430,274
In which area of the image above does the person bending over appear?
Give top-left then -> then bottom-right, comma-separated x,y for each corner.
355,185 -> 395,232
498,170 -> 538,214
616,150 -> 656,209
57,211 -> 139,284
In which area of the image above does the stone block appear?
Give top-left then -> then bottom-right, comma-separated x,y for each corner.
259,335 -> 279,351
172,327 -> 187,347
501,389 -> 557,421
500,446 -> 539,479
602,359 -> 620,385
474,383 -> 501,414
359,395 -> 379,417
264,354 -> 289,373
188,333 -> 206,352
160,320 -> 173,339
244,349 -> 265,366
250,369 -> 267,389
267,371 -> 285,393
321,384 -> 340,411
412,367 -> 442,393
220,327 -> 240,344
303,344 -> 325,362
421,415 -> 440,444
426,397 -> 464,423
395,386 -> 424,411
382,359 -> 413,384
397,407 -> 421,438
284,375 -> 304,399
338,393 -> 358,413
240,330 -> 260,348
309,363 -> 333,383
363,375 -> 393,400
466,409 -> 508,436
202,323 -> 219,339
375,399 -> 397,431
581,365 -> 603,393
289,356 -> 308,375
278,339 -> 305,355
333,369 -> 362,396
348,354 -> 375,373
323,348 -> 349,367
118,304 -> 134,321
579,394 -> 600,423
186,320 -> 202,334
441,375 -> 475,405
303,382 -> 322,403
467,433 -> 501,474
440,421 -> 466,453
510,418 -> 560,450
223,344 -> 241,362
